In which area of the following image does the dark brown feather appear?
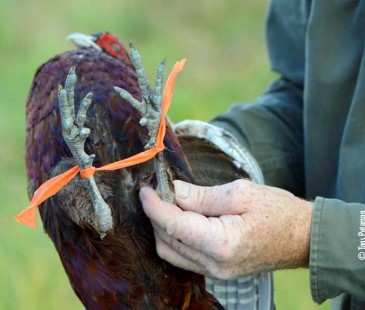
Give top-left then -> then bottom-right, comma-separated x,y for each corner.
26,47 -> 223,309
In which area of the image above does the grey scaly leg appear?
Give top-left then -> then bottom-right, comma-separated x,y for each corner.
58,67 -> 113,236
114,43 -> 175,203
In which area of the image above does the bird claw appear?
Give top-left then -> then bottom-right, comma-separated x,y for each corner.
58,67 -> 93,166
58,67 -> 113,235
115,44 -> 175,204
114,43 -> 166,149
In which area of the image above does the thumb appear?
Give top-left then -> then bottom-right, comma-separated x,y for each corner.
173,180 -> 244,216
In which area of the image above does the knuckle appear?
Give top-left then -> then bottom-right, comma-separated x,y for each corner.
155,237 -> 166,259
194,185 -> 208,209
165,219 -> 178,238
206,264 -> 233,280
155,246 -> 165,261
211,244 -> 235,262
232,179 -> 246,193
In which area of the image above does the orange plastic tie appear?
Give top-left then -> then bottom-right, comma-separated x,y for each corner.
15,59 -> 186,228
14,165 -> 80,228
80,166 -> 96,179
157,59 -> 186,148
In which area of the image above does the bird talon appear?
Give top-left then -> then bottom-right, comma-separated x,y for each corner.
58,67 -> 113,235
139,117 -> 147,126
80,128 -> 90,139
114,44 -> 175,203
115,44 -> 164,149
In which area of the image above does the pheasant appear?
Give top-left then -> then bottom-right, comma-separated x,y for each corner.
20,32 -> 273,309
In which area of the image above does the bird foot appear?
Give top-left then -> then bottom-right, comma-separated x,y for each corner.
58,67 -> 113,236
114,43 -> 165,149
114,44 -> 175,203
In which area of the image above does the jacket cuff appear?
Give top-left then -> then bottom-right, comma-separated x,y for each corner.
310,197 -> 365,303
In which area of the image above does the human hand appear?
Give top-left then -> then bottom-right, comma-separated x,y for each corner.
140,179 -> 313,279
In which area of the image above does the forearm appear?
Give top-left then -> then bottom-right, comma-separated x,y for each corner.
211,78 -> 305,196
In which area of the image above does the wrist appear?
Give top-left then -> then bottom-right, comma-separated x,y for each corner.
291,199 -> 313,268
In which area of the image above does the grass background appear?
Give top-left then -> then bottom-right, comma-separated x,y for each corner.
0,0 -> 330,309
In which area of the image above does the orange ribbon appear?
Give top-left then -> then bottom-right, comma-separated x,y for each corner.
15,59 -> 186,228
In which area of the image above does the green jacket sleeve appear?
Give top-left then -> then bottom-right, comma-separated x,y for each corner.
211,77 -> 305,197
311,198 -> 365,305
211,0 -> 308,196
211,0 -> 365,307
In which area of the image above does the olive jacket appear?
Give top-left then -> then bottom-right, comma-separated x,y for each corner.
212,1 -> 365,308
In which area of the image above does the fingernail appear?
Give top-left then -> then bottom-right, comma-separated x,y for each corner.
173,180 -> 191,199
139,187 -> 147,202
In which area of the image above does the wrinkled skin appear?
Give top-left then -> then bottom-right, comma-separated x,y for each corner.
141,180 -> 312,280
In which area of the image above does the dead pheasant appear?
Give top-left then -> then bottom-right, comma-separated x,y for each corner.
19,32 -> 273,309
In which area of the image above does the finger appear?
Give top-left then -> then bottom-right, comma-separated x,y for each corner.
140,187 -> 224,254
154,223 -> 210,264
154,234 -> 208,276
173,180 -> 248,216
140,187 -> 209,245
140,186 -> 184,227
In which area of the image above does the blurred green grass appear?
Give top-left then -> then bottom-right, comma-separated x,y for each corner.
0,0 -> 329,309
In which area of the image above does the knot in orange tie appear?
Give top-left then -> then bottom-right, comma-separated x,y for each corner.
80,167 -> 96,179
15,58 -> 186,229
155,144 -> 165,153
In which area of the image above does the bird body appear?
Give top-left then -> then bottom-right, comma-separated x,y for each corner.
26,39 -> 223,309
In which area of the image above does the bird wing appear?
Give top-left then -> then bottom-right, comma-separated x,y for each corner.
174,120 -> 274,310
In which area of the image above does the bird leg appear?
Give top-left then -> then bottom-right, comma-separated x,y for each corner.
115,44 -> 175,203
58,67 -> 113,237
